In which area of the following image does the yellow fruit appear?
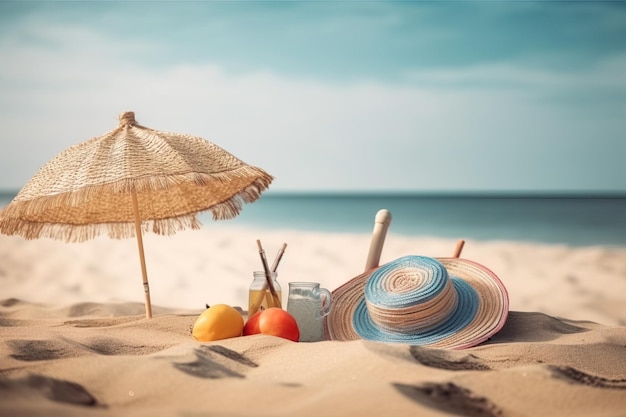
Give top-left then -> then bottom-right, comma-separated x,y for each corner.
192,304 -> 244,342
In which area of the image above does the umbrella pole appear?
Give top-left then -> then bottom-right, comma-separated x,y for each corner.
132,192 -> 153,319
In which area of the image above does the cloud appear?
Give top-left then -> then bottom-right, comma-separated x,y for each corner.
404,54 -> 626,100
0,21 -> 625,192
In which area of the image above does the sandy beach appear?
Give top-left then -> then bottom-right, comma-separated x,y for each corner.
1,227 -> 625,416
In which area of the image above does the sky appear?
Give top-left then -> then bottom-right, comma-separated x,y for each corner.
0,1 -> 625,194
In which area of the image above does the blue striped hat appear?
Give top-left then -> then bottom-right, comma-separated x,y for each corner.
324,255 -> 508,349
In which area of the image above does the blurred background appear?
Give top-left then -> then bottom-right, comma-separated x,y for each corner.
1,1 -> 625,245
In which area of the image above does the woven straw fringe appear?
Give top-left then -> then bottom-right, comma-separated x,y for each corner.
0,214 -> 202,243
0,171 -> 272,243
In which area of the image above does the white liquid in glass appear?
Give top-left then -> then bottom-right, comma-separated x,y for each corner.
287,298 -> 324,342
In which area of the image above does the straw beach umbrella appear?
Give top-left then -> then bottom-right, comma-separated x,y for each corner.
0,111 -> 273,318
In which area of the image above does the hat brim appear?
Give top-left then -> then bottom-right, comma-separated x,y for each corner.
323,257 -> 509,349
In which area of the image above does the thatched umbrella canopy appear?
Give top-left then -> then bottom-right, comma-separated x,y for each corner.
0,111 -> 273,317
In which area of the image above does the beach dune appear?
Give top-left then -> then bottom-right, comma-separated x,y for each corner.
1,300 -> 625,417
1,227 -> 625,416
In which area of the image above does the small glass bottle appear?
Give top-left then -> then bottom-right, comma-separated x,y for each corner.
248,271 -> 282,318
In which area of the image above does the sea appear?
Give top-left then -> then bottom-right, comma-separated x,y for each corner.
2,190 -> 625,248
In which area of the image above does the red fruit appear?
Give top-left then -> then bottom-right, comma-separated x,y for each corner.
243,310 -> 261,336
243,308 -> 300,342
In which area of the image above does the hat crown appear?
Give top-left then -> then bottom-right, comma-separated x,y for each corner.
364,256 -> 459,334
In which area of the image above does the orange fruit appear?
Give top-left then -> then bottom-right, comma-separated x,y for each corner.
192,304 -> 244,342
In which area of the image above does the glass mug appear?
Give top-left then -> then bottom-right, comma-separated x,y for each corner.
287,282 -> 332,342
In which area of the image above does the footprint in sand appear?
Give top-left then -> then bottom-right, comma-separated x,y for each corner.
550,366 -> 626,390
8,339 -> 76,361
174,345 -> 258,379
204,345 -> 259,368
0,374 -> 101,407
78,337 -> 169,356
9,337 -> 168,361
0,298 -> 23,307
409,346 -> 491,371
393,382 -> 503,417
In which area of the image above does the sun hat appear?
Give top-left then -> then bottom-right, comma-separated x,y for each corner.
323,255 -> 508,349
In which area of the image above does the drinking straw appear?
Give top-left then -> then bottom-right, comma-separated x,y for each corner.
249,243 -> 287,315
256,240 -> 282,309
364,209 -> 392,272
453,239 -> 465,258
270,242 -> 288,272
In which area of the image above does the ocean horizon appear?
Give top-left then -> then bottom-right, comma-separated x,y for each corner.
2,190 -> 625,248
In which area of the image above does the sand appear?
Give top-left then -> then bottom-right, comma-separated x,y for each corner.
1,226 -> 625,416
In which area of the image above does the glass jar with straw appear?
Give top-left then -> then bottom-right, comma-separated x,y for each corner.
248,241 -> 287,317
248,271 -> 281,317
